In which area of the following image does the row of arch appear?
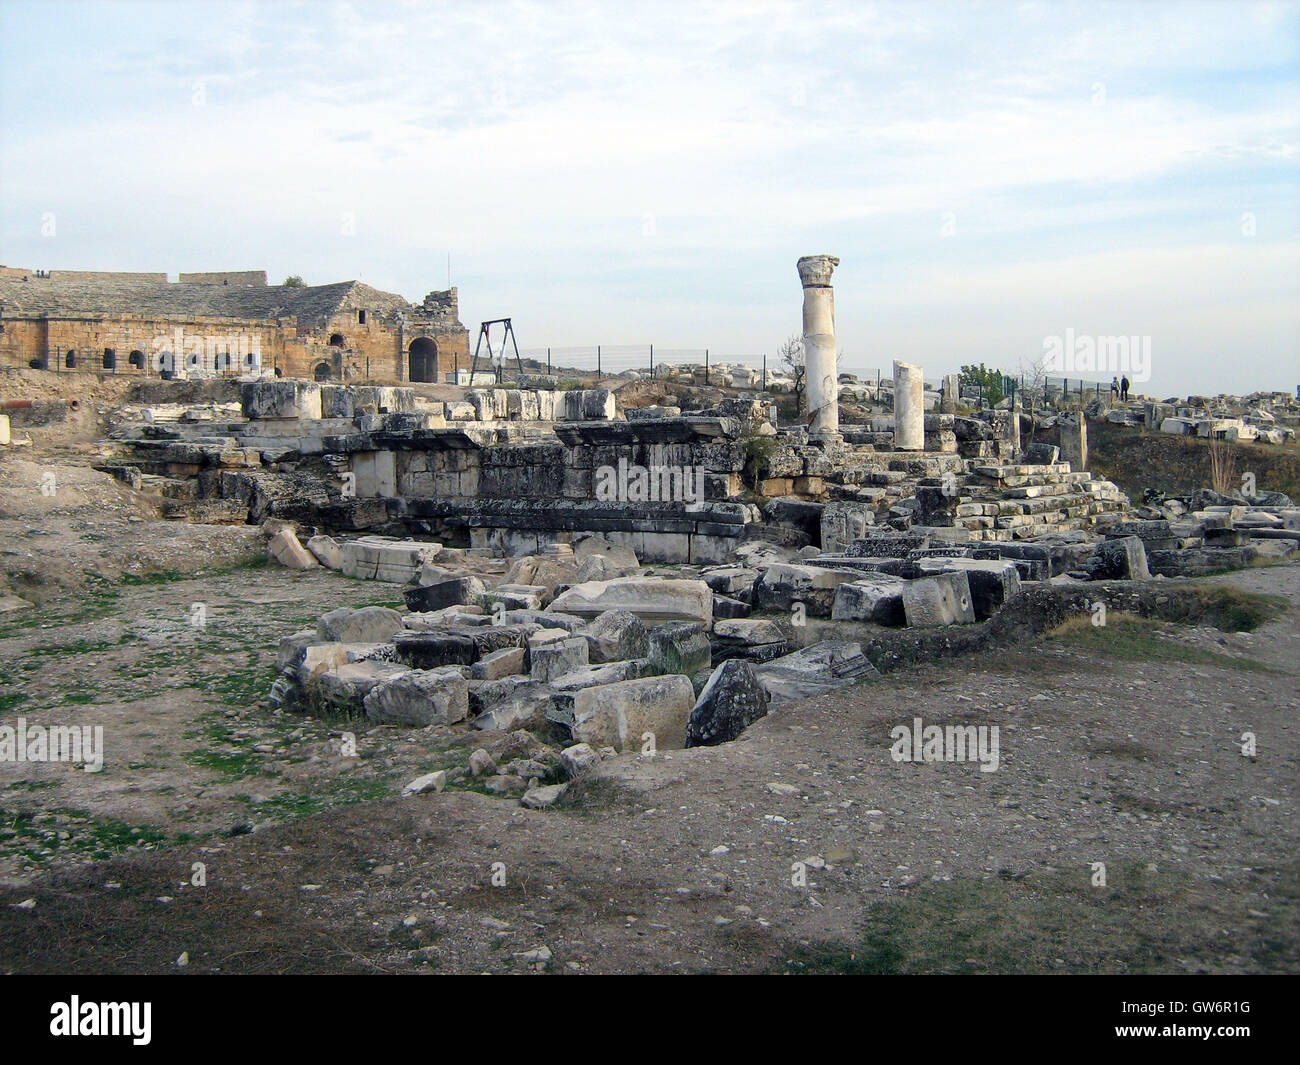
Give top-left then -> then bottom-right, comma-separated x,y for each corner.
51,348 -> 259,371
35,334 -> 440,379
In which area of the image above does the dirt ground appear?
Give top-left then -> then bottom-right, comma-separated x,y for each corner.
0,398 -> 1297,974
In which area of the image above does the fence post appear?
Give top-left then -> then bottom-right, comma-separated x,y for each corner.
597,345 -> 601,377
649,344 -> 653,379
705,348 -> 709,385
547,347 -> 551,375
762,353 -> 766,390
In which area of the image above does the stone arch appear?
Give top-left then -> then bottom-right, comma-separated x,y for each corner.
329,333 -> 346,347
129,350 -> 145,368
313,361 -> 332,382
65,350 -> 76,368
408,336 -> 438,383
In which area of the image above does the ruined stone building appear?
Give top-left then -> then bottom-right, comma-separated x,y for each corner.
0,268 -> 469,383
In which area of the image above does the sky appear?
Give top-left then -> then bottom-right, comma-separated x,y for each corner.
1,0 -> 1297,395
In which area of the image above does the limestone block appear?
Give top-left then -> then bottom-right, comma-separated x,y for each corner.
313,660 -> 411,714
821,500 -> 875,553
530,637 -> 590,682
751,563 -> 861,616
241,381 -> 322,420
831,575 -> 907,625
316,605 -> 404,644
268,527 -> 318,569
751,640 -> 880,704
306,534 -> 344,569
685,659 -> 770,747
1085,535 -> 1150,580
578,610 -> 649,663
549,577 -> 712,626
646,622 -> 711,677
571,674 -> 696,751
363,667 -> 469,726
901,571 -> 976,627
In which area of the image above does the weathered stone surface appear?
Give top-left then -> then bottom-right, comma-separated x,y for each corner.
831,574 -> 907,625
549,577 -> 713,626
471,679 -> 551,731
685,659 -> 771,747
470,646 -> 526,680
404,576 -> 487,613
712,593 -> 751,619
901,571 -> 976,627
751,563 -> 860,616
571,674 -> 696,751
1085,535 -> 1150,581
521,783 -> 569,809
578,610 -> 649,663
316,605 -> 404,644
560,742 -> 600,777
468,748 -> 497,777
752,640 -> 879,704
402,770 -> 447,796
821,501 -> 875,553
530,636 -> 590,681
646,622 -> 712,677
241,380 -> 322,420
701,566 -> 759,596
913,559 -> 1021,620
393,631 -> 479,668
364,667 -> 469,726
268,526 -> 318,569
312,660 -> 411,714
306,534 -> 344,569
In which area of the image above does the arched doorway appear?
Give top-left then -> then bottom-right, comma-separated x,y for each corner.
408,337 -> 438,383
313,361 -> 332,382
329,333 -> 346,348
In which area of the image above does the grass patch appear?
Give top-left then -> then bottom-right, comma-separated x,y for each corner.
1154,585 -> 1289,633
1045,613 -> 1274,672
0,807 -> 175,864
783,862 -> 1196,975
120,570 -> 187,586
26,638 -> 119,658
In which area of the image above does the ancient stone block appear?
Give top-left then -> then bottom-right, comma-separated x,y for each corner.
316,605 -> 404,644
363,667 -> 469,726
831,574 -> 907,625
571,674 -> 696,751
685,659 -> 771,747
901,571 -> 976,627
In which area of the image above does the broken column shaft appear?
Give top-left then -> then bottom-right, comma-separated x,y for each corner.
797,255 -> 840,441
893,360 -> 925,450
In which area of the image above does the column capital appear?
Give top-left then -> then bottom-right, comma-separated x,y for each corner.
797,255 -> 839,288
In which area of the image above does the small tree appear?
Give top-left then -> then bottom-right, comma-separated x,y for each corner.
282,275 -> 305,288
778,334 -> 805,414
960,362 -> 1005,408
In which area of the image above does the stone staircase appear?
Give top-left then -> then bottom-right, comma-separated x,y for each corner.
952,462 -> 1130,541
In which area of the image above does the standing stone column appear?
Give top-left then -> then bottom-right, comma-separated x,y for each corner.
1010,394 -> 1022,455
941,373 -> 960,414
797,255 -> 840,441
893,360 -> 925,450
1059,413 -> 1088,471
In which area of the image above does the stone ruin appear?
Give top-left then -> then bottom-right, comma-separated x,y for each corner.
87,256 -> 1300,800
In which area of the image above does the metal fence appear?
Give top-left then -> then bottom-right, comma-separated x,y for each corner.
472,343 -> 882,390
